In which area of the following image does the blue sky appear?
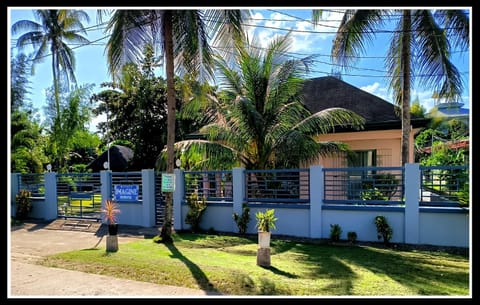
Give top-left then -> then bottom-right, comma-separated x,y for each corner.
8,7 -> 471,133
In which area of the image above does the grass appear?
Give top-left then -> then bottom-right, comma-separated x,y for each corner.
38,233 -> 470,296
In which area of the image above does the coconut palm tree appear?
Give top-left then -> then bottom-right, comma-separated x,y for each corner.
12,9 -> 90,127
162,33 -> 365,170
102,9 -> 249,242
315,9 -> 468,164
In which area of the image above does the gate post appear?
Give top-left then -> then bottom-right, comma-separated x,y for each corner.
44,172 -> 58,220
141,169 -> 156,227
100,170 -> 112,224
11,173 -> 20,217
173,168 -> 185,230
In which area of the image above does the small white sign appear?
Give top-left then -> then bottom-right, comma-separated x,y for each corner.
161,173 -> 175,192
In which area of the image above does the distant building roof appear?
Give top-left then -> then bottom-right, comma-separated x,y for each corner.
435,102 -> 470,118
86,145 -> 134,172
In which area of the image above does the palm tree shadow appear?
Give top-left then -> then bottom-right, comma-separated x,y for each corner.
259,265 -> 298,278
164,242 -> 221,295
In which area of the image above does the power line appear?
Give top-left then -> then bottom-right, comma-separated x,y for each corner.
10,9 -> 469,78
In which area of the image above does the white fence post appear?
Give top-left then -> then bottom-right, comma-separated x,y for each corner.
309,165 -> 324,238
141,169 -> 156,227
11,173 -> 20,217
44,172 -> 58,220
232,167 -> 245,233
173,168 -> 185,230
100,170 -> 112,224
404,163 -> 420,244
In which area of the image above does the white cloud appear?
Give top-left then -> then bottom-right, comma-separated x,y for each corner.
361,82 -> 392,102
361,82 -> 380,94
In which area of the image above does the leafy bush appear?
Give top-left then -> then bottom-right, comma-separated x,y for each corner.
15,189 -> 32,220
374,215 -> 393,245
233,203 -> 250,235
347,231 -> 357,243
185,192 -> 207,233
329,224 -> 342,242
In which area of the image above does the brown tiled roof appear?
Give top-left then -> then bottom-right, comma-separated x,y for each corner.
301,76 -> 430,130
302,76 -> 400,123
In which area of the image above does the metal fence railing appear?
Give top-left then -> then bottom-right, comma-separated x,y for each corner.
245,169 -> 310,203
184,170 -> 233,202
56,173 -> 102,219
323,167 -> 404,205
420,165 -> 469,207
17,173 -> 45,197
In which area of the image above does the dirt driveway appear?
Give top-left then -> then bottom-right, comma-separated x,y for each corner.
8,220 -> 221,298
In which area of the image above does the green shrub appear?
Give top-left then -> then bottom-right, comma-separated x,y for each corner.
374,215 -> 393,245
329,224 -> 342,242
233,203 -> 250,235
185,192 -> 207,233
347,231 -> 357,243
15,189 -> 32,220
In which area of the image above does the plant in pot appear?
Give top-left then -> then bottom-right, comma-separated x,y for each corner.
102,199 -> 121,236
255,209 -> 277,267
255,209 -> 277,248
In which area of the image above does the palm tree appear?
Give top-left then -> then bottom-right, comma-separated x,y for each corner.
315,9 -> 468,164
12,9 -> 90,127
102,9 -> 248,242
164,33 -> 365,170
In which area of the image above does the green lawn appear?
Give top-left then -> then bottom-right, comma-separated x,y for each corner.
39,233 -> 470,296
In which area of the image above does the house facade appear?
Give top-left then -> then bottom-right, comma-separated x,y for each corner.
301,76 -> 430,168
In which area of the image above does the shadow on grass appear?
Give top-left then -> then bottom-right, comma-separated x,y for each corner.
259,265 -> 298,278
343,246 -> 469,295
164,242 -> 221,295
290,243 -> 469,296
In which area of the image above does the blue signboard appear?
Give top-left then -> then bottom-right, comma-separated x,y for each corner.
114,184 -> 139,202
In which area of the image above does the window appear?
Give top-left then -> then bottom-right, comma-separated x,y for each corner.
347,150 -> 376,200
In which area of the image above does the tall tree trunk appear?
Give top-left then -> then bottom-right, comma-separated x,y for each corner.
160,11 -> 175,243
52,51 -> 63,170
401,10 -> 412,165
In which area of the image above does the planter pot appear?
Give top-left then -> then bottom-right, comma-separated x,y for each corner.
258,231 -> 271,248
106,235 -> 118,252
108,224 -> 118,235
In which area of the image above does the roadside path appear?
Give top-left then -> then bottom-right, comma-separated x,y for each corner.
8,220 -> 220,298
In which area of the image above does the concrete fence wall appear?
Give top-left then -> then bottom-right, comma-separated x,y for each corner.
10,164 -> 469,248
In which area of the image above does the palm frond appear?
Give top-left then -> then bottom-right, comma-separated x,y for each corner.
331,9 -> 385,69
293,107 -> 365,135
412,10 -> 463,102
434,9 -> 469,50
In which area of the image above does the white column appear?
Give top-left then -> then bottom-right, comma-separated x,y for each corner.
232,167 -> 245,232
11,173 -> 20,217
173,168 -> 185,230
44,172 -> 58,220
100,170 -> 112,224
309,166 -> 324,238
404,163 -> 420,244
142,169 -> 156,227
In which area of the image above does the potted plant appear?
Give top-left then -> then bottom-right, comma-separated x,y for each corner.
255,209 -> 277,248
102,199 -> 121,236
